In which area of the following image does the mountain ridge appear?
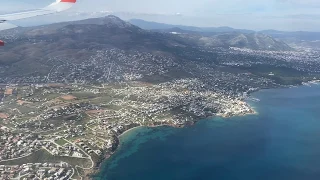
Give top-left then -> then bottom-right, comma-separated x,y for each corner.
129,19 -> 255,33
129,18 -> 320,48
0,15 -> 317,86
0,15 -> 292,52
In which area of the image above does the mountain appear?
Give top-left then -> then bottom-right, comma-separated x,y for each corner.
129,19 -> 320,48
126,20 -> 292,51
0,15 -> 315,87
259,30 -> 320,48
129,19 -> 255,33
0,16 -> 292,56
260,30 -> 320,41
152,28 -> 292,51
0,16 -> 199,78
183,32 -> 293,51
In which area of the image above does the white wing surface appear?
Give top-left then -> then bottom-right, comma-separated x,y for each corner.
0,0 -> 76,46
0,22 -> 18,31
0,0 -> 76,21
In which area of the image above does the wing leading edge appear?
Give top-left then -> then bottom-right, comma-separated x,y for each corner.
0,0 -> 76,21
0,0 -> 76,46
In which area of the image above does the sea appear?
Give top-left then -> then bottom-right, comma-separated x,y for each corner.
93,83 -> 320,180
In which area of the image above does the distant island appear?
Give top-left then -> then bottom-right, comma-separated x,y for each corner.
0,15 -> 320,179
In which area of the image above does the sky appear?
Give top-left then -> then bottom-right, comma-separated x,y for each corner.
1,0 -> 320,31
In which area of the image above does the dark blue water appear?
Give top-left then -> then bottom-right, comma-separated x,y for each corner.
93,84 -> 320,180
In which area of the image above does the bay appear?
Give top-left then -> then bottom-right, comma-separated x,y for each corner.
93,84 -> 320,180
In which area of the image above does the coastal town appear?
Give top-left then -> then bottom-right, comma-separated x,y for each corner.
0,162 -> 74,180
0,40 -> 319,180
0,78 -> 258,179
0,14 -> 320,180
0,46 -> 319,179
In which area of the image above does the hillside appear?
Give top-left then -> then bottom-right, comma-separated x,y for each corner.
175,32 -> 293,51
129,19 -> 293,51
129,19 -> 254,33
129,18 -> 320,49
0,15 -> 319,87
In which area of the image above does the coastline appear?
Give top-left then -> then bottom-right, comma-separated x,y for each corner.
89,80 -> 320,179
111,80 -> 320,154
119,126 -> 143,138
90,83 -> 320,180
88,100 -> 258,179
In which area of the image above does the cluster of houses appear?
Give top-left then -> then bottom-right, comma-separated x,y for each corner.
0,162 -> 73,180
0,79 -> 258,179
0,131 -> 41,162
42,141 -> 86,158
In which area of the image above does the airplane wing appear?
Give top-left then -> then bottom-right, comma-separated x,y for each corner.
0,0 -> 76,21
0,0 -> 77,46
0,22 -> 18,31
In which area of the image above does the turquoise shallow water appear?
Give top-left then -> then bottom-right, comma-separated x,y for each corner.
93,84 -> 320,180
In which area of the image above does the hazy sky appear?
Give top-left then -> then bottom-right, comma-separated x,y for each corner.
1,0 -> 320,31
